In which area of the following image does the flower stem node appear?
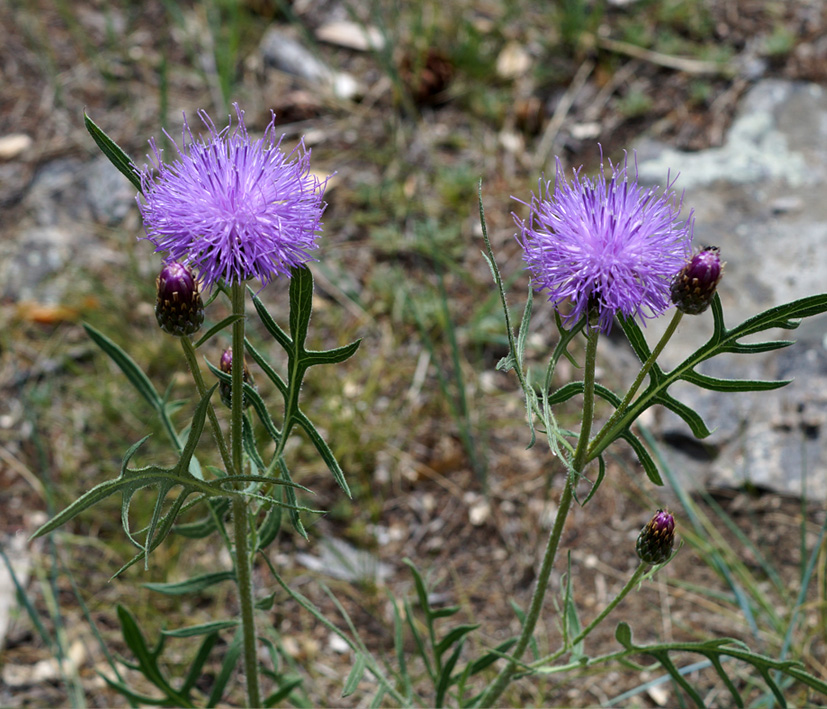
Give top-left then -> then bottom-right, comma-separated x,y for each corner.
155,261 -> 204,336
671,246 -> 724,315
219,347 -> 254,409
636,509 -> 675,565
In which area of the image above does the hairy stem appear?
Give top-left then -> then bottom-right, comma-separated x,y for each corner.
478,325 -> 600,707
230,283 -> 260,708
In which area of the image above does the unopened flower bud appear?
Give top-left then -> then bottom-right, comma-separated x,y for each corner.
636,509 -> 675,565
218,347 -> 253,409
155,262 -> 204,336
670,246 -> 724,315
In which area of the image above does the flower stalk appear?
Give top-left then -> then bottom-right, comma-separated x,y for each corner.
230,282 -> 260,708
479,322 -> 600,707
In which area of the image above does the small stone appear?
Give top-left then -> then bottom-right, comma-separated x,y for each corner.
0,134 -> 33,161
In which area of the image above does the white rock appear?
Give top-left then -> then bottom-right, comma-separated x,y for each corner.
315,21 -> 384,52
0,134 -> 33,161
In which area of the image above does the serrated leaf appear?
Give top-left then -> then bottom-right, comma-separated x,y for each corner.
343,653 -> 367,697
84,112 -> 142,192
162,620 -> 238,638
143,571 -> 235,595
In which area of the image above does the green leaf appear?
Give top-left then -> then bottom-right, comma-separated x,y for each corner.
654,392 -> 713,439
435,641 -> 464,706
116,605 -> 191,707
143,571 -> 235,596
343,653 -> 367,697
84,112 -> 142,192
611,619 -> 827,707
620,430 -> 663,485
435,624 -> 480,660
83,324 -> 162,413
207,628 -> 242,708
256,494 -> 283,552
303,338 -> 362,367
193,314 -> 245,349
289,265 -> 314,350
255,592 -> 276,611
161,620 -> 238,638
263,676 -> 304,707
244,337 -> 288,397
615,621 -> 632,648
295,411 -> 351,497
250,287 -> 293,352
464,638 -> 518,677
681,370 -> 790,393
180,632 -> 219,696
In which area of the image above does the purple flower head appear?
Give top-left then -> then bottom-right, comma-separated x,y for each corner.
515,153 -> 694,333
137,104 -> 328,288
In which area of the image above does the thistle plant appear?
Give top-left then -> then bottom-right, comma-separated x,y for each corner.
29,102 -> 827,708
32,106 -> 360,707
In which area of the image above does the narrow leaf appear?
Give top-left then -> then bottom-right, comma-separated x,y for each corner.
303,338 -> 362,367
343,653 -> 367,697
143,571 -> 235,595
621,430 -> 663,485
84,112 -> 143,192
250,287 -> 293,352
193,314 -> 245,349
295,410 -> 351,496
289,265 -> 314,350
162,620 -> 238,638
83,324 -> 161,412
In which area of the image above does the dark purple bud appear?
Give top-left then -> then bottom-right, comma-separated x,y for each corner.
218,347 -> 253,409
155,262 -> 204,336
636,509 -> 675,565
670,246 -> 724,315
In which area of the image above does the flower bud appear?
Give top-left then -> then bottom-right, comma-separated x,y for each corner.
155,262 -> 204,336
670,246 -> 724,315
636,509 -> 675,565
218,347 -> 253,409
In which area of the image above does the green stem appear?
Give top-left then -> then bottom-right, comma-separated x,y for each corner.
230,283 -> 260,708
530,562 -> 649,669
587,310 -> 683,461
179,335 -> 233,475
478,326 -> 600,708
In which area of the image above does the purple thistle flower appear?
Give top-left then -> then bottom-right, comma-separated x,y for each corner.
137,104 -> 328,288
515,154 -> 694,333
